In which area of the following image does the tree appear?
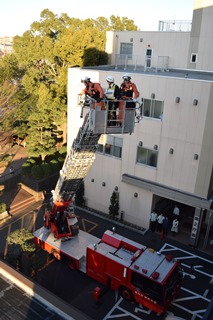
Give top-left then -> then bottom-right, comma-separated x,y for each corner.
109,191 -> 120,217
7,229 -> 35,253
109,15 -> 139,31
0,10 -> 139,160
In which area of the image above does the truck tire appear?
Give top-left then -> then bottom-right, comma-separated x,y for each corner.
67,259 -> 76,270
120,286 -> 135,302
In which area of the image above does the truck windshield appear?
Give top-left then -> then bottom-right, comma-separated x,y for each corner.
131,271 -> 164,305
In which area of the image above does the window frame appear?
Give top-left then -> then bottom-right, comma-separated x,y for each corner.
120,42 -> 133,59
143,98 -> 164,119
136,146 -> 158,168
97,135 -> 123,159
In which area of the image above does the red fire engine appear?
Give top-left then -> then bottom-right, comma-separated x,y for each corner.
34,200 -> 183,315
34,98 -> 182,314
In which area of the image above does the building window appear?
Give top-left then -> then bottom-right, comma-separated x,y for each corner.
120,42 -> 133,59
143,98 -> 164,119
98,136 -> 122,158
136,146 -> 158,168
191,53 -> 197,63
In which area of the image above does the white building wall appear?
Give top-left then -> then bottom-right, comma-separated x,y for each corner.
106,31 -> 190,70
67,2 -> 213,229
107,2 -> 213,72
187,0 -> 213,71
65,69 -> 213,228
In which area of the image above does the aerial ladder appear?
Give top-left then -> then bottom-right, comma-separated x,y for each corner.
53,97 -> 142,203
46,97 -> 142,239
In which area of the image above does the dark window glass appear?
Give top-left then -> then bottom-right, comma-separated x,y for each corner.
131,271 -> 164,305
143,99 -> 164,119
137,147 -> 158,168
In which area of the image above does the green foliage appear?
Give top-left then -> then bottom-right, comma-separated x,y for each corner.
27,158 -> 37,165
109,191 -> 120,216
58,145 -> 67,155
21,162 -> 32,175
22,150 -> 65,179
7,228 -> 35,253
83,48 -> 108,67
41,162 -> 52,177
0,10 -> 138,160
44,154 -> 56,163
109,15 -> 138,31
31,164 -> 43,179
57,157 -> 65,168
0,202 -> 7,214
0,54 -> 24,85
49,159 -> 60,173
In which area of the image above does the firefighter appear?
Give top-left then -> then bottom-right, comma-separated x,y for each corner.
80,76 -> 105,110
105,75 -> 121,126
118,74 -> 139,125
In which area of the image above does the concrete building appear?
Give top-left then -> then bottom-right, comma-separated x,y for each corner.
67,0 -> 213,249
0,37 -> 13,56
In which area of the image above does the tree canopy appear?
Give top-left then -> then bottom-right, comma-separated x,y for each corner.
0,10 -> 138,159
7,229 -> 35,253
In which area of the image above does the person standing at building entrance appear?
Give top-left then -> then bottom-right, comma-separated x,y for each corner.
80,76 -> 105,109
162,216 -> 171,236
149,209 -> 158,232
157,212 -> 165,232
173,205 -> 180,218
104,75 -> 120,126
171,218 -> 179,236
118,74 -> 139,125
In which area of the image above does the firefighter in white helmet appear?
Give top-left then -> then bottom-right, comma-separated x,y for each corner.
118,73 -> 139,125
105,76 -> 121,126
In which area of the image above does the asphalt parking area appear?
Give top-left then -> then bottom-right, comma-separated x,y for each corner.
101,243 -> 213,320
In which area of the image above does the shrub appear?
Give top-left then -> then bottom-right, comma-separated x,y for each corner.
41,162 -> 52,177
0,202 -> 7,214
26,158 -> 37,165
58,146 -> 67,156
58,157 -> 65,168
109,191 -> 120,217
31,165 -> 43,179
49,160 -> 60,173
22,162 -> 32,176
44,154 -> 56,163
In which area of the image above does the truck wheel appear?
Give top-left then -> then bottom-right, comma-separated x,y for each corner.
67,259 -> 76,270
51,250 -> 61,260
120,286 -> 134,302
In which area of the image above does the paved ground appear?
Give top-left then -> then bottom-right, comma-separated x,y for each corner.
0,144 -> 28,176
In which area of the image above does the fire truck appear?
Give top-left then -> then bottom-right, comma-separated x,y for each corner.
34,97 -> 183,315
34,200 -> 183,315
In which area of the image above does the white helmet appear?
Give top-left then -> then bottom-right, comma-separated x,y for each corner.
106,75 -> 114,83
82,76 -> 90,82
122,73 -> 131,80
